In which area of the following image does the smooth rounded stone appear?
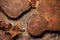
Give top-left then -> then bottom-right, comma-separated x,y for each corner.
27,13 -> 48,36
27,0 -> 60,37
0,0 -> 31,18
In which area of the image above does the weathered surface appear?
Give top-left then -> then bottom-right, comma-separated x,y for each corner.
0,0 -> 31,18
27,13 -> 48,36
27,0 -> 60,36
0,21 -> 25,38
0,0 -> 60,40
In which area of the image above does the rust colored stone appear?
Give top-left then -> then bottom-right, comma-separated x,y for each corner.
0,0 -> 31,18
27,0 -> 60,36
27,13 -> 48,36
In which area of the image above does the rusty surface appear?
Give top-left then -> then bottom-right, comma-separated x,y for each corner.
27,13 -> 48,36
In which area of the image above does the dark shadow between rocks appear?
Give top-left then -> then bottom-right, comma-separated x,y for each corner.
28,30 -> 60,39
0,6 -> 32,20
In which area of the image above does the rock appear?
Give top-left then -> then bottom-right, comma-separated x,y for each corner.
0,0 -> 31,18
27,0 -> 60,36
37,0 -> 60,31
27,13 -> 48,36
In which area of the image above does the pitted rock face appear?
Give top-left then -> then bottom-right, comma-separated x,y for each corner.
0,0 -> 31,18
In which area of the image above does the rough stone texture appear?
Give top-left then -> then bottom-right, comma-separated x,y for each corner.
0,0 -> 60,40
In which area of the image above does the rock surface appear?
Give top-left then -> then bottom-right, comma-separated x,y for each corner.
0,0 -> 60,40
0,0 -> 31,18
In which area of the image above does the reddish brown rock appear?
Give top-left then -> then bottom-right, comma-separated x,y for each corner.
0,0 -> 31,18
27,13 -> 48,36
27,0 -> 60,36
